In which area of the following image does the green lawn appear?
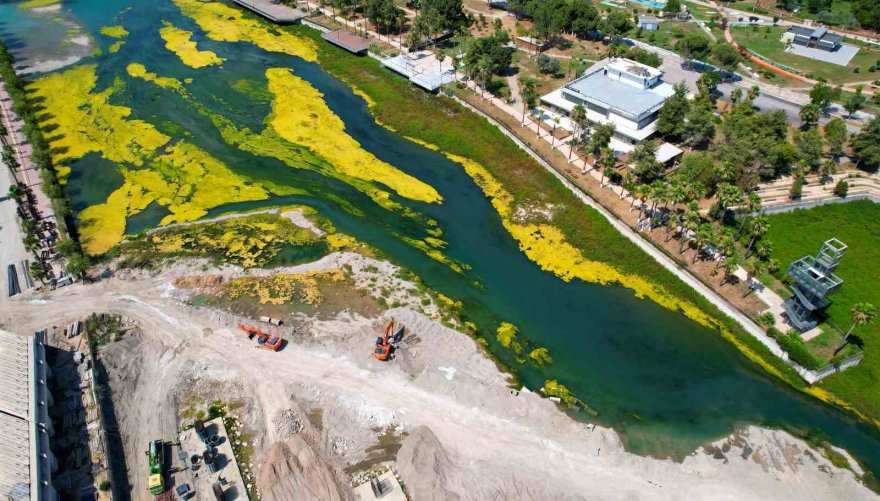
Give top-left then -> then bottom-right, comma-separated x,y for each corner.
730,25 -> 880,84
764,200 -> 880,418
629,21 -> 711,55
682,0 -> 719,21
724,1 -> 770,15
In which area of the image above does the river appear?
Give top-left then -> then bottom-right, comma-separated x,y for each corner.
3,0 -> 880,480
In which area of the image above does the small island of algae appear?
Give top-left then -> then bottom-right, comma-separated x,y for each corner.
266,68 -> 442,205
99,25 -> 129,38
159,22 -> 224,68
172,0 -> 317,62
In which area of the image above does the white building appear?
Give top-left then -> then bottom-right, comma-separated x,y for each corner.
0,329 -> 57,501
540,58 -> 676,153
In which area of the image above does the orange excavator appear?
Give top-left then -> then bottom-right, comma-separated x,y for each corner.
239,323 -> 283,351
373,318 -> 402,361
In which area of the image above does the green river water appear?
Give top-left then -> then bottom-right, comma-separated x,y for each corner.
4,0 -> 880,481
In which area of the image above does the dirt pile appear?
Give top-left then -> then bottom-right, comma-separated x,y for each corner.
396,426 -> 460,501
172,274 -> 224,292
257,435 -> 350,501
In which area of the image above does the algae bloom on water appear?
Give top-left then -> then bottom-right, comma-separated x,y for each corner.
159,22 -> 224,68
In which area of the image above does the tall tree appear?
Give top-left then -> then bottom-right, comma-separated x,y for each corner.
844,85 -> 867,118
851,116 -> 880,171
683,96 -> 716,148
631,141 -> 665,184
713,182 -> 743,220
519,77 -> 538,124
697,71 -> 721,99
744,215 -> 769,257
809,82 -> 839,111
796,128 -> 824,172
711,42 -> 741,72
799,103 -> 820,128
656,82 -> 690,142
588,122 -> 615,158
599,10 -> 633,40
823,118 -> 848,157
834,302 -> 877,355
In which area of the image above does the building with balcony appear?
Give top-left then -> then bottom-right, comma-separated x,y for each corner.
0,329 -> 57,501
540,58 -> 676,153
782,239 -> 847,331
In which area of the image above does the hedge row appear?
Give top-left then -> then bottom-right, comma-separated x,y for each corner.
0,41 -> 88,277
767,327 -> 824,370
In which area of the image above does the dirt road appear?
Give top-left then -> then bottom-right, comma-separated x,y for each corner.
0,256 -> 874,500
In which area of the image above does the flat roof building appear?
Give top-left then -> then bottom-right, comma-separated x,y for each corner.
321,29 -> 371,55
638,15 -> 661,30
783,25 -> 843,52
231,0 -> 309,24
541,58 -> 675,152
0,329 -> 56,501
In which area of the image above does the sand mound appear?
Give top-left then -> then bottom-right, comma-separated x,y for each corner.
396,426 -> 460,501
257,435 -> 348,501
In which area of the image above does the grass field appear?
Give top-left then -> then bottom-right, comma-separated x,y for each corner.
629,20 -> 711,55
730,25 -> 880,83
764,200 -> 880,419
682,0 -> 718,21
725,1 -> 770,15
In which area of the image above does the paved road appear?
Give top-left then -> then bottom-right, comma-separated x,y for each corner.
0,159 -> 29,282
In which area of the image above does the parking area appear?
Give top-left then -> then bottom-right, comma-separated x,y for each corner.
786,43 -> 859,66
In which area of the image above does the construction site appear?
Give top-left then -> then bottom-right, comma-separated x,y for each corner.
1,249 -> 877,501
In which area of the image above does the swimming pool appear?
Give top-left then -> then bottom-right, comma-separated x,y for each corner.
629,0 -> 667,9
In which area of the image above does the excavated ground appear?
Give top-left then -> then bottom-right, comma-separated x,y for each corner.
0,252 -> 874,500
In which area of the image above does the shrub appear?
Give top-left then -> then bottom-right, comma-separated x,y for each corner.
99,481 -> 111,491
767,327 -> 823,369
789,178 -> 803,200
833,180 -> 849,197
779,334 -> 823,369
536,54 -> 561,76
758,311 -> 775,327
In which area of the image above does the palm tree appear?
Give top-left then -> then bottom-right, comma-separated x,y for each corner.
720,259 -> 738,285
756,240 -> 773,260
744,215 -> 768,258
666,212 -> 680,241
799,103 -> 820,128
744,260 -> 766,297
714,233 -> 736,272
477,55 -> 493,99
7,184 -> 23,201
571,104 -> 587,142
519,77 -> 537,125
668,180 -> 688,212
679,204 -> 700,254
834,303 -> 876,355
621,173 -> 634,199
714,183 -> 743,220
737,192 -> 762,235
550,116 -> 560,147
819,159 -> 837,183
630,183 -> 645,211
598,147 -> 616,186
693,223 -> 715,263
747,85 -> 760,102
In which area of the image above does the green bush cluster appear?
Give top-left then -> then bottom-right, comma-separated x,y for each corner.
767,327 -> 824,369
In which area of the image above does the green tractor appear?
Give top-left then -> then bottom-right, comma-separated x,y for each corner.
146,440 -> 165,495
